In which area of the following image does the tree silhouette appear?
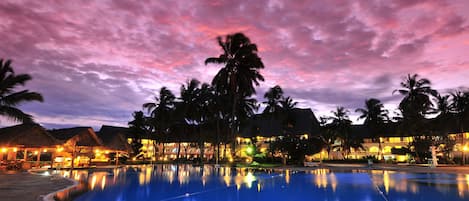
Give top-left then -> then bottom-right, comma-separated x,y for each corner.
143,87 -> 176,158
356,98 -> 388,159
393,74 -> 437,134
0,59 -> 43,123
205,33 -> 265,154
263,85 -> 283,115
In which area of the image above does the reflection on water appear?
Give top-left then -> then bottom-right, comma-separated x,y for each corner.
50,165 -> 469,201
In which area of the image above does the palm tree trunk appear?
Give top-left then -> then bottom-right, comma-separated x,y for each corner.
199,126 -> 204,163
216,119 -> 220,164
231,94 -> 237,157
177,141 -> 181,163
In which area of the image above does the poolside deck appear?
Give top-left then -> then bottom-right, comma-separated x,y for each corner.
0,170 -> 73,201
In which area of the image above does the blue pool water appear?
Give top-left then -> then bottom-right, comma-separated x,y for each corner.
63,165 -> 469,201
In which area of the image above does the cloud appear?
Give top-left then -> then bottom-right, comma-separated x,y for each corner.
0,0 -> 468,128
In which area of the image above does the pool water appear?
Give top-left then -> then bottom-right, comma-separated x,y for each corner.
61,165 -> 469,201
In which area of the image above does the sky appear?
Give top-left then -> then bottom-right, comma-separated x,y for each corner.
1,0 -> 469,129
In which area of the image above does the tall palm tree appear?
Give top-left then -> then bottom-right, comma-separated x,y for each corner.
0,59 -> 43,123
393,74 -> 437,133
205,33 -> 265,154
430,93 -> 452,135
173,79 -> 201,161
329,107 -> 357,159
263,85 -> 283,115
128,111 -> 150,158
356,98 -> 388,159
450,90 -> 469,164
143,87 -> 176,158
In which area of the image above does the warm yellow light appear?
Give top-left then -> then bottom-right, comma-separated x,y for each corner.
229,158 -> 234,162
13,148 -> 17,152
95,149 -> 100,153
57,147 -> 63,152
105,150 -> 109,154
463,146 -> 468,152
133,157 -> 137,161
34,151 -> 38,155
43,149 -> 47,152
1,148 -> 7,153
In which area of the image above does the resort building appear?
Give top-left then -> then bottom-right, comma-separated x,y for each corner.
238,108 -> 321,160
0,123 -> 59,169
49,127 -> 104,168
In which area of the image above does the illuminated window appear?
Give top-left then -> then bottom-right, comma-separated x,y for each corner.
369,146 -> 379,153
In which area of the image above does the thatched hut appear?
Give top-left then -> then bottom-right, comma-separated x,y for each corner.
0,123 -> 60,168
49,127 -> 103,168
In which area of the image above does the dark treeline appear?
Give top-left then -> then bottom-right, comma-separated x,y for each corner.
127,32 -> 469,164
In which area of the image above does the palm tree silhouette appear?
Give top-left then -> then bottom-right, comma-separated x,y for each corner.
356,98 -> 389,160
263,85 -> 283,115
128,111 -> 150,159
329,107 -> 360,159
143,87 -> 176,158
205,33 -> 265,155
0,59 -> 43,123
393,74 -> 437,134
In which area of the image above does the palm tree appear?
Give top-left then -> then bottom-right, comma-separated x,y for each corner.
173,79 -> 202,161
429,93 -> 452,134
0,59 -> 43,123
329,107 -> 356,159
356,98 -> 389,160
393,74 -> 437,134
143,87 -> 176,159
450,90 -> 469,164
205,33 -> 265,155
128,111 -> 150,158
263,85 -> 283,115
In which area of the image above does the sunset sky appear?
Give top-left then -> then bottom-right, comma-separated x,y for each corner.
1,0 -> 469,129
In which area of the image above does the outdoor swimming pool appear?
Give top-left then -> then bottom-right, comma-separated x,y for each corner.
59,165 -> 469,201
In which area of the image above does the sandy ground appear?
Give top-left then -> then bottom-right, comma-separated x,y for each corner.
0,170 -> 73,201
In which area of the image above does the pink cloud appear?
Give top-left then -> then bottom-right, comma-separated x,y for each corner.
0,0 -> 468,128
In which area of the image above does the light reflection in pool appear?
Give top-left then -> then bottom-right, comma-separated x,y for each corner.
51,165 -> 469,201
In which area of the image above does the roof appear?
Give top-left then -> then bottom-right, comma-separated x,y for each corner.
49,127 -> 102,147
96,125 -> 132,152
239,108 -> 321,137
0,124 -> 60,147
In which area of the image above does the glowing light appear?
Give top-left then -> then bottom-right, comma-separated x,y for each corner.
43,149 -> 47,152
246,146 -> 254,155
13,148 -> 17,152
34,151 -> 39,155
229,158 -> 234,162
101,176 -> 106,190
90,175 -> 97,190
1,148 -> 6,153
463,145 -> 468,152
243,172 -> 256,188
56,147 -> 63,152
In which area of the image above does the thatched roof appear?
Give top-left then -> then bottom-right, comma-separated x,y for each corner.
240,108 -> 321,137
49,127 -> 102,147
96,125 -> 132,152
0,124 -> 60,147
